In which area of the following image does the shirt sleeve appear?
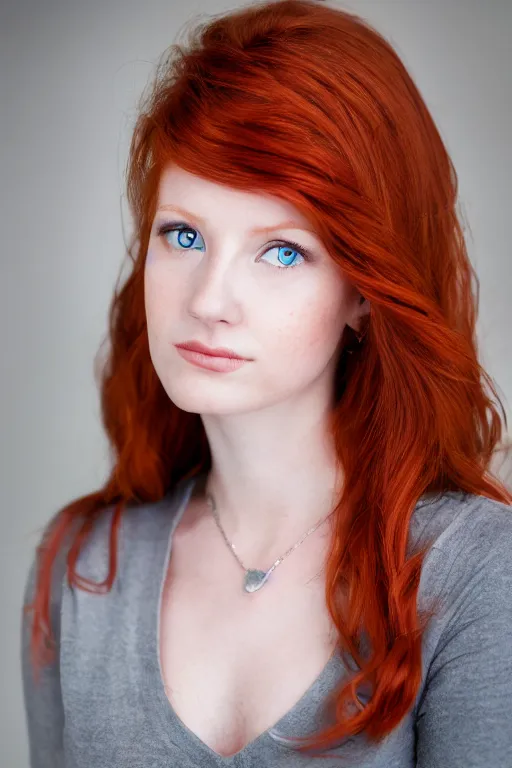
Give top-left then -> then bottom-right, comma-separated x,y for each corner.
415,504 -> 512,767
21,542 -> 66,768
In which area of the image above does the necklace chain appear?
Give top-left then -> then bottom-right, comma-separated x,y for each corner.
206,490 -> 335,593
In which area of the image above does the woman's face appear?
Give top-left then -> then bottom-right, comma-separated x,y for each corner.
144,164 -> 366,416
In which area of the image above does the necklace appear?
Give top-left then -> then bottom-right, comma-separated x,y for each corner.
205,490 -> 335,593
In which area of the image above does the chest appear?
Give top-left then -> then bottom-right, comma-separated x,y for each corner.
158,512 -> 339,758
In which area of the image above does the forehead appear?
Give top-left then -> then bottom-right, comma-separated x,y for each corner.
156,164 -> 315,233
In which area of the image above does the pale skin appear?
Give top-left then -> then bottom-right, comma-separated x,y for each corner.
144,163 -> 370,756
145,163 -> 370,560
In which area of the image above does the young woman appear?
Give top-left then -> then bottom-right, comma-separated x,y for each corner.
21,0 -> 512,766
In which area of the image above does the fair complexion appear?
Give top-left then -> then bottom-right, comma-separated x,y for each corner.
144,164 -> 370,563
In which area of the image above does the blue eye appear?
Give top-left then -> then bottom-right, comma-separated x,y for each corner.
260,244 -> 306,269
156,222 -> 311,270
158,224 -> 206,251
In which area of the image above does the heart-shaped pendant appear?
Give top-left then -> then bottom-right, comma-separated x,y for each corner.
244,569 -> 271,593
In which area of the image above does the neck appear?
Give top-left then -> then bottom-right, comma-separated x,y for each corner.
193,404 -> 344,561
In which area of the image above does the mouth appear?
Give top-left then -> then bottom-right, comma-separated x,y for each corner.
174,345 -> 249,373
174,341 -> 248,360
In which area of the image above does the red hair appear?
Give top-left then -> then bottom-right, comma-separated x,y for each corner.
25,0 -> 511,758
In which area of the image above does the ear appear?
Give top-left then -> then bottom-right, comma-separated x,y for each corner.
349,295 -> 370,335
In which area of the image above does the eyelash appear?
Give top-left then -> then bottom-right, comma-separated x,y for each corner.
155,221 -> 313,271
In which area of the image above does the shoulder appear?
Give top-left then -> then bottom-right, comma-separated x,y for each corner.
25,474 -> 197,612
70,474 -> 196,583
409,491 -> 512,643
411,493 -> 512,762
410,489 -> 512,563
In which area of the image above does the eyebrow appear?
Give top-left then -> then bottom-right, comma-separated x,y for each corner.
156,204 -> 317,236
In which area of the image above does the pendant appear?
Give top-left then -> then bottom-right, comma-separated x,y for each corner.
244,569 -> 271,593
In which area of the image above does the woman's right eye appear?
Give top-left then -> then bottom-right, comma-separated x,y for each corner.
158,223 -> 205,251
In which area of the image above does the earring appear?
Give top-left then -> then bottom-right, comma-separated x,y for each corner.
346,325 -> 367,354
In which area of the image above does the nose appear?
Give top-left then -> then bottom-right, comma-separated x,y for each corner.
186,250 -> 243,326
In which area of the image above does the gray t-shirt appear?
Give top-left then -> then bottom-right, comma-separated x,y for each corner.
21,472 -> 512,767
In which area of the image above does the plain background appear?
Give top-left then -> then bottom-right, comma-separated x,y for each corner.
2,0 -> 511,764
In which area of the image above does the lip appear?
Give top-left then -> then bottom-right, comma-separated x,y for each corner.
174,341 -> 248,360
175,345 -> 249,373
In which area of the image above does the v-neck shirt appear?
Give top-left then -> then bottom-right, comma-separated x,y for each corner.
21,472 -> 512,766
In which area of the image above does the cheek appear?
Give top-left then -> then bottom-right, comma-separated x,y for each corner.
144,268 -> 178,339
305,307 -> 344,350
253,320 -> 341,399
267,295 -> 347,369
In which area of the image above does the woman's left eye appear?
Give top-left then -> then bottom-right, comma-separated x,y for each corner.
156,222 -> 312,271
260,242 -> 309,270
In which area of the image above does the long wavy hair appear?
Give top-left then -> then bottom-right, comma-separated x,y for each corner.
25,0 -> 512,758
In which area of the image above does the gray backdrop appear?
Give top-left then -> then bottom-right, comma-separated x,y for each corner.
2,0 -> 511,764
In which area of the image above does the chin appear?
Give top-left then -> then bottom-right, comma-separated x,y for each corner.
169,398 -> 248,416
167,386 -> 267,417
162,379 -> 240,414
